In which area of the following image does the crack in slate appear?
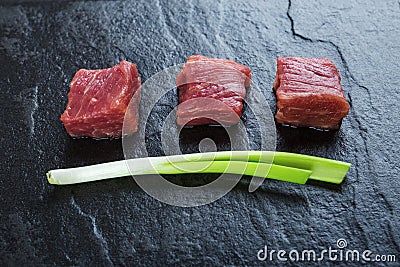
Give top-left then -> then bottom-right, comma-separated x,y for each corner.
12,85 -> 39,138
287,0 -> 397,249
30,86 -> 38,137
70,195 -> 113,265
286,0 -> 374,247
286,0 -> 372,175
287,0 -> 377,114
114,45 -> 129,61
286,0 -> 369,156
21,85 -> 39,137
352,215 -> 370,248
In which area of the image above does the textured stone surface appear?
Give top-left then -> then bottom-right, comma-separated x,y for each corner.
0,0 -> 399,266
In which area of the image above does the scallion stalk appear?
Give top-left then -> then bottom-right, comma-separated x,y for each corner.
47,151 -> 350,186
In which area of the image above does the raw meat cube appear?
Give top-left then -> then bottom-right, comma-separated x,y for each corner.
176,55 -> 251,126
60,60 -> 141,138
274,57 -> 349,130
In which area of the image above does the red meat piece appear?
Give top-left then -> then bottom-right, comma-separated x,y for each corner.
274,57 -> 350,130
176,55 -> 251,126
60,60 -> 141,138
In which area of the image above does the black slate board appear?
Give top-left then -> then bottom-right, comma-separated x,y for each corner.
0,0 -> 399,266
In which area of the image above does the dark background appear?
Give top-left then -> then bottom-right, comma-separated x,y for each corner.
1,0 -> 399,266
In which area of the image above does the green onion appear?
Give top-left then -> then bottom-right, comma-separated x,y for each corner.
273,152 -> 351,184
47,151 -> 350,186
